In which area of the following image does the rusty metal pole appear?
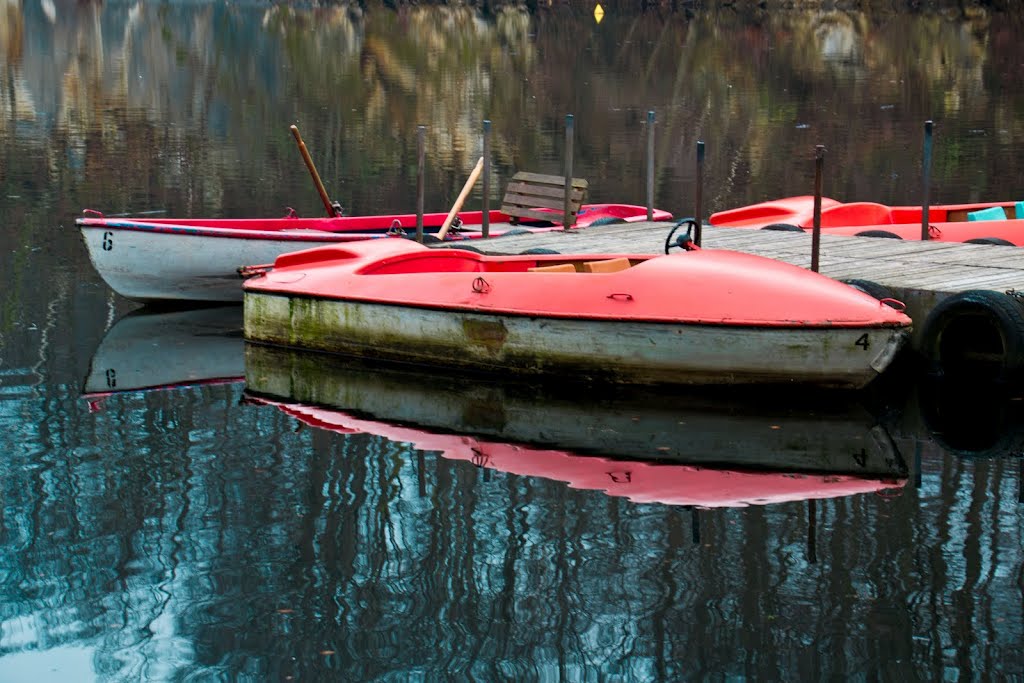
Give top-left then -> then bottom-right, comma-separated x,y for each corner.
646,110 -> 655,221
812,145 -> 824,273
564,114 -> 574,229
921,120 -> 933,241
694,141 -> 704,246
416,125 -> 425,243
482,120 -> 491,238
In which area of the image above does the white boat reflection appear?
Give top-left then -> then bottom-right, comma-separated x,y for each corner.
82,306 -> 243,401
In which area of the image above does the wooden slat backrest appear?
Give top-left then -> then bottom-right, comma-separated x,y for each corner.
500,172 -> 588,228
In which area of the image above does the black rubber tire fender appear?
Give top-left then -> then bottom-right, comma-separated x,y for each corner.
919,289 -> 1024,383
965,237 -> 1016,246
586,217 -> 627,226
841,278 -> 895,302
760,223 -> 804,232
855,229 -> 903,239
443,243 -> 484,254
499,228 -> 534,237
520,248 -> 561,255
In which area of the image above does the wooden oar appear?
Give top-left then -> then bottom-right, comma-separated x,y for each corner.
437,157 -> 485,241
290,125 -> 340,217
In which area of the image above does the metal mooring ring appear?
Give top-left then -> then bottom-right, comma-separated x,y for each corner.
472,277 -> 490,293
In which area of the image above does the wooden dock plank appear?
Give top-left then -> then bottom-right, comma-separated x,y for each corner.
467,222 -> 1024,295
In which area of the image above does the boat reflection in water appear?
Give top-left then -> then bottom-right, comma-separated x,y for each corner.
79,306 -> 1024,471
244,345 -> 909,507
81,305 -> 244,404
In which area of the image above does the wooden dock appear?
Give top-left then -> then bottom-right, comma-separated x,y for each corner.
461,221 -> 1024,350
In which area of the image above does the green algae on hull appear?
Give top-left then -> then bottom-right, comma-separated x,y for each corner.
242,291 -> 904,388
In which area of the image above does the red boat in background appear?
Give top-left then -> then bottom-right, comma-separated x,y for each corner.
710,196 -> 1024,246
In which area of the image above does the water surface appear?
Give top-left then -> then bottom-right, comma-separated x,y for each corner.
1,2 -> 1023,679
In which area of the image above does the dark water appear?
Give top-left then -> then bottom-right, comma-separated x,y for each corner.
2,1 -> 1024,679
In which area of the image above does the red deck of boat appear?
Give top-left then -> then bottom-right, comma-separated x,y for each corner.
246,237 -> 912,328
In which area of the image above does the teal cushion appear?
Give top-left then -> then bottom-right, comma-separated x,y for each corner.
1016,201 -> 1024,219
968,206 -> 1007,221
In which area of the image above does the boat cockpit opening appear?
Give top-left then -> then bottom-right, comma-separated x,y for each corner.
527,257 -> 634,274
367,252 -> 644,276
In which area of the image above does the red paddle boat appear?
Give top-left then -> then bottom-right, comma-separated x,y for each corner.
710,195 -> 1024,245
242,226 -> 913,388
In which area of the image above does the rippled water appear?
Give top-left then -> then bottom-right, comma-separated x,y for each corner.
2,1 -> 1023,679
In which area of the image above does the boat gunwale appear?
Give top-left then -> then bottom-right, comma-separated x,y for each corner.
76,218 -> 520,243
242,288 -> 913,330
75,202 -> 673,241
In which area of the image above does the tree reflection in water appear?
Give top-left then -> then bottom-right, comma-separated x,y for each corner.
1,1 -> 1023,679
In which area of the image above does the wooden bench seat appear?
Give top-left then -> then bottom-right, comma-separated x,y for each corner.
501,172 -> 588,228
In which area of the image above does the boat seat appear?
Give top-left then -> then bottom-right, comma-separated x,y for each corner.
1015,202 -> 1024,219
582,257 -> 631,273
528,263 -> 577,273
968,206 -> 1007,221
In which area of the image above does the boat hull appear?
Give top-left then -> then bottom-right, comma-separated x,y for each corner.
78,203 -> 672,303
79,226 -> 350,303
244,291 -> 907,388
